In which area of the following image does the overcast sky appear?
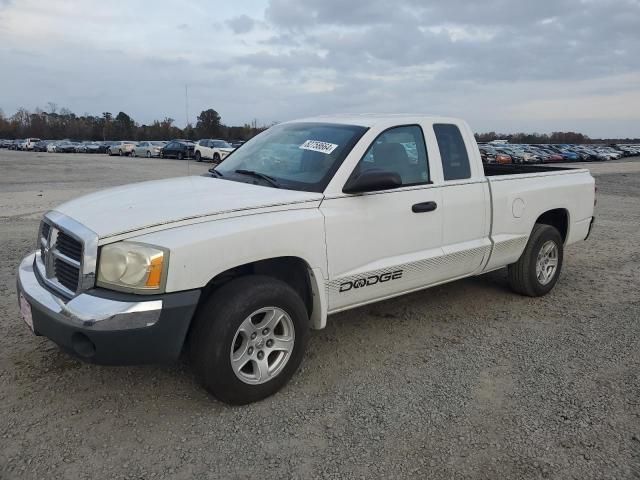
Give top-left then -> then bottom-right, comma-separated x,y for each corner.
1,0 -> 639,137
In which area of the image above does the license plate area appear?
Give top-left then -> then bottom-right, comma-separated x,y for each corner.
19,293 -> 34,332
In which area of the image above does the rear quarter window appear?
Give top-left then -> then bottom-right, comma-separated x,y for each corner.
433,124 -> 471,181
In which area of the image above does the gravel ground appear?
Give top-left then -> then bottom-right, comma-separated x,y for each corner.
1,150 -> 639,479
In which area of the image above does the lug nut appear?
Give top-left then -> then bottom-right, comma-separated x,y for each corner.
266,339 -> 274,348
257,351 -> 265,360
250,332 -> 257,340
262,328 -> 269,335
248,347 -> 254,355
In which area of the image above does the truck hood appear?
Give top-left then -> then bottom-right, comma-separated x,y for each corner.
54,176 -> 323,239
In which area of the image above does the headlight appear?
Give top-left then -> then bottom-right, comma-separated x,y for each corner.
97,242 -> 168,293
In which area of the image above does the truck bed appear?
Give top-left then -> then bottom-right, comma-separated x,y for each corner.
483,163 -> 576,176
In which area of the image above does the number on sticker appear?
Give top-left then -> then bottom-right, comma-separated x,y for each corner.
299,140 -> 339,155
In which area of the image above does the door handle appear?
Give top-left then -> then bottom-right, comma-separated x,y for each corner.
412,201 -> 438,213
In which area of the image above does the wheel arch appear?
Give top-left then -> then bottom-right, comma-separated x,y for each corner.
195,256 -> 327,330
535,208 -> 569,243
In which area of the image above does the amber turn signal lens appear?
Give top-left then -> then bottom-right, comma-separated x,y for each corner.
145,253 -> 164,288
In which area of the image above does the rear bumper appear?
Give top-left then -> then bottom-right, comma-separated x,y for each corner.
584,217 -> 595,240
17,253 -> 200,365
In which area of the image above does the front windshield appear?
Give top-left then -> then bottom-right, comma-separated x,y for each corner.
216,122 -> 368,192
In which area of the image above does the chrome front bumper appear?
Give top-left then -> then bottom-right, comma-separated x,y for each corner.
19,252 -> 162,331
17,252 -> 200,365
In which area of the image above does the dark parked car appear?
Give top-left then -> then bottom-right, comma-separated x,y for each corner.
55,141 -> 79,153
160,141 -> 195,160
8,140 -> 22,150
91,142 -> 109,153
33,140 -> 51,152
79,143 -> 102,154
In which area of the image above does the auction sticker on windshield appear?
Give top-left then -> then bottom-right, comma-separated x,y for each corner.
299,140 -> 339,155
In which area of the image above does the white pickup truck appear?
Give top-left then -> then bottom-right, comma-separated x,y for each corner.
17,114 -> 596,404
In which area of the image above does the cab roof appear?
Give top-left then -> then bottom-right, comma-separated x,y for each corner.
285,113 -> 464,128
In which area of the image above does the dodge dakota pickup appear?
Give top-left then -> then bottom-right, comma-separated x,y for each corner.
17,114 -> 596,404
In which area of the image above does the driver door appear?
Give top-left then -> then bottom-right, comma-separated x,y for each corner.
320,124 -> 444,311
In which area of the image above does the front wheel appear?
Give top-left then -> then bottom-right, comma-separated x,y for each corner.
131,150 -> 136,157
508,224 -> 564,297
189,275 -> 309,405
177,152 -> 184,160
146,151 -> 151,158
118,149 -> 123,156
195,151 -> 201,162
213,153 -> 221,164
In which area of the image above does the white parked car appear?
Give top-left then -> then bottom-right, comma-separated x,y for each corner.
131,141 -> 167,158
106,141 -> 136,156
17,114 -> 595,405
21,138 -> 41,151
194,139 -> 235,163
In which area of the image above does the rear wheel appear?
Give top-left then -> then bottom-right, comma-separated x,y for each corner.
131,150 -> 136,157
195,151 -> 202,162
508,224 -> 563,297
189,275 -> 309,405
177,152 -> 184,160
107,149 -> 112,156
118,149 -> 123,156
146,151 -> 151,158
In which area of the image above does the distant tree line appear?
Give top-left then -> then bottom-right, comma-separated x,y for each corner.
474,131 -> 640,144
0,105 -> 269,141
1,105 -> 637,143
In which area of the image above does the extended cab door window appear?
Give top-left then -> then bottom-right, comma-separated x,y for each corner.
352,125 -> 429,186
433,123 -> 489,279
434,124 -> 471,181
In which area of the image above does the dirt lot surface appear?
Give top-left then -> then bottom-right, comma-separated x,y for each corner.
1,150 -> 639,479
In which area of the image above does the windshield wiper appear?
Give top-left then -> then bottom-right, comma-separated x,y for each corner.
234,169 -> 281,188
209,167 -> 224,177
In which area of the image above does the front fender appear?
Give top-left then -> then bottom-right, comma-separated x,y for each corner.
128,208 -> 328,294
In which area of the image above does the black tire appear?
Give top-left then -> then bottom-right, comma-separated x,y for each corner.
213,153 -> 221,164
146,151 -> 151,158
131,150 -> 136,157
107,149 -> 112,156
118,149 -> 123,156
195,151 -> 201,162
189,275 -> 310,405
508,224 -> 564,297
177,152 -> 184,160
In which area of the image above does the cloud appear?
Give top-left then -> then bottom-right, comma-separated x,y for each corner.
0,0 -> 639,137
226,14 -> 256,34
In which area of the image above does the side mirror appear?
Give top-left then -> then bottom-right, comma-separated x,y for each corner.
343,168 -> 402,194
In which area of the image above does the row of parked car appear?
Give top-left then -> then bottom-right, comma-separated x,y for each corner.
0,138 -> 243,162
3,137 -> 639,165
479,142 -> 640,164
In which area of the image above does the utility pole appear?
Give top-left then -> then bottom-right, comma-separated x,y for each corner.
185,85 -> 189,128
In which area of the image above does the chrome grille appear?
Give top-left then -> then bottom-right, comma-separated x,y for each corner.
54,258 -> 80,291
56,231 -> 82,261
38,219 -> 84,296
